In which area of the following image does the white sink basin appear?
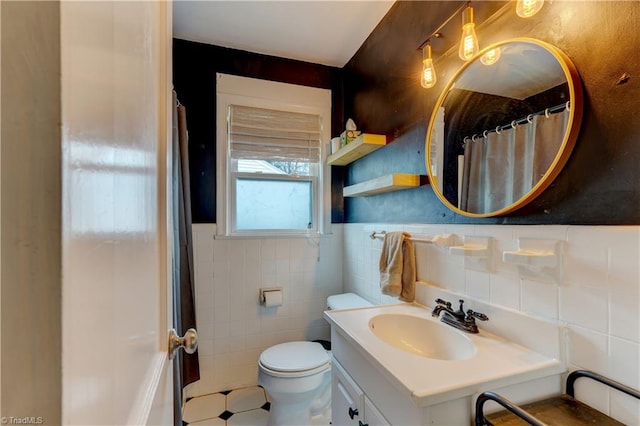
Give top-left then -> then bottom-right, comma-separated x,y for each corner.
324,303 -> 564,406
368,313 -> 476,360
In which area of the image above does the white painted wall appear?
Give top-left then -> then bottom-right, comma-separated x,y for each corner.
188,224 -> 343,397
1,2 -> 62,422
343,223 -> 640,425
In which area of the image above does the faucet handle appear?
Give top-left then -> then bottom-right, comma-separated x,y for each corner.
467,309 -> 489,321
435,298 -> 451,308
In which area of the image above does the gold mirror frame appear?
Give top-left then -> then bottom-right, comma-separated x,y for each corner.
426,38 -> 583,218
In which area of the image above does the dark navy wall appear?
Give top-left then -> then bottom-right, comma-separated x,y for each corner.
173,39 -> 345,223
343,1 -> 639,224
175,1 -> 639,226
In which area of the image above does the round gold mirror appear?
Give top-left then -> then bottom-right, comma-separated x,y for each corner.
426,38 -> 583,217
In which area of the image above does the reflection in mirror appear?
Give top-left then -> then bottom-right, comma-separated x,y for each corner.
427,39 -> 582,217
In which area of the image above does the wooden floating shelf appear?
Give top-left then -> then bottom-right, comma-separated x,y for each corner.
343,173 -> 421,197
327,133 -> 386,166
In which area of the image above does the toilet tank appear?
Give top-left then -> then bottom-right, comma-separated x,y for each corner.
326,293 -> 373,310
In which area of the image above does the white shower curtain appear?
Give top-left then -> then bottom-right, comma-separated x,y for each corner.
460,108 -> 569,214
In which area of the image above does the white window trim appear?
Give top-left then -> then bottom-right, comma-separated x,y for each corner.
216,73 -> 332,237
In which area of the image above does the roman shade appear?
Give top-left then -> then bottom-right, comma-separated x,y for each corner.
228,105 -> 322,163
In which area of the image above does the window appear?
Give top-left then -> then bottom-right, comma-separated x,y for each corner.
229,105 -> 320,232
216,74 -> 331,237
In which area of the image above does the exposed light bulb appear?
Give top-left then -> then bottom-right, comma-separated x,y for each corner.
421,43 -> 437,89
458,4 -> 479,61
516,0 -> 544,17
480,47 -> 501,66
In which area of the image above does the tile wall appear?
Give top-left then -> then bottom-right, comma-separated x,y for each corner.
188,224 -> 343,397
189,222 -> 638,424
343,223 -> 640,425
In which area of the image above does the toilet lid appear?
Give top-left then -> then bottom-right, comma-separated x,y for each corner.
259,341 -> 329,373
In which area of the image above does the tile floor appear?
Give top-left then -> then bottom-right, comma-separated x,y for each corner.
183,386 -> 331,426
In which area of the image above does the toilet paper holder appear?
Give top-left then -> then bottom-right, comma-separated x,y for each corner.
260,287 -> 283,306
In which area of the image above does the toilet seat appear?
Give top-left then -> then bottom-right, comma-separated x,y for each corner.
259,361 -> 330,378
259,342 -> 330,378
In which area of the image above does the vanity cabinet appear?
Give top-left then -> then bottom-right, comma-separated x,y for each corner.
330,327 -> 460,425
327,307 -> 563,426
332,359 -> 390,426
332,360 -> 363,426
363,395 -> 391,426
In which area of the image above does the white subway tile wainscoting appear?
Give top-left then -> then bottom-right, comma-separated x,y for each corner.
344,224 -> 639,425
189,223 -> 639,425
188,224 -> 342,397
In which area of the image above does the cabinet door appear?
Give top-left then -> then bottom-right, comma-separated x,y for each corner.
332,360 -> 364,426
363,396 -> 391,426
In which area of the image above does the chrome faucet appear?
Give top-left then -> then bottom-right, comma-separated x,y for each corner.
431,298 -> 465,321
431,298 -> 488,333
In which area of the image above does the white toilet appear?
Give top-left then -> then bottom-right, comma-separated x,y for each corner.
258,293 -> 372,426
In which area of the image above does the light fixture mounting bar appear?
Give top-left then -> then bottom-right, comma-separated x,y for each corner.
417,33 -> 442,51
416,1 -> 470,51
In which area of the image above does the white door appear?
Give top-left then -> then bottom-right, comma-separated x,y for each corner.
61,1 -> 176,424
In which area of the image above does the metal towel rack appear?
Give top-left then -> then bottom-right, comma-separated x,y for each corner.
369,230 -> 453,246
475,370 -> 640,426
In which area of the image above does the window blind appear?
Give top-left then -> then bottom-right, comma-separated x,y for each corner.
228,105 -> 322,162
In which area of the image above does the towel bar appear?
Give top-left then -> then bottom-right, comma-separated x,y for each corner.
369,231 -> 453,246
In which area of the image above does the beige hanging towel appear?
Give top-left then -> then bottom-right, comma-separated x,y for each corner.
379,232 -> 416,302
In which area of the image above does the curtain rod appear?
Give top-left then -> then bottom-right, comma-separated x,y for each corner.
463,101 -> 570,143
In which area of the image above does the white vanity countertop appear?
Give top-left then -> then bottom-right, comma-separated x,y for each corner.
324,303 -> 564,407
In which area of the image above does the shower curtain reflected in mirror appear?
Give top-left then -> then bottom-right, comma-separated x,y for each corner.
460,108 -> 569,214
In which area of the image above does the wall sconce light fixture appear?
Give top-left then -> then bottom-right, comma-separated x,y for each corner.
421,40 -> 437,88
417,0 -> 547,87
516,0 -> 544,18
458,2 -> 479,61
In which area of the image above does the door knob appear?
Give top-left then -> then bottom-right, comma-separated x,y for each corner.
168,328 -> 198,360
